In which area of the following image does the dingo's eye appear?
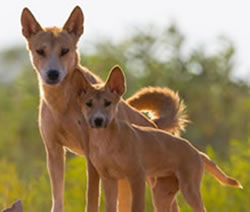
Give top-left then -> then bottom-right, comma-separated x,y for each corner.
104,99 -> 111,107
36,49 -> 45,56
86,101 -> 92,108
61,48 -> 69,56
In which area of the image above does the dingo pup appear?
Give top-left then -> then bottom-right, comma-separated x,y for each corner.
78,66 -> 242,212
21,6 -> 188,212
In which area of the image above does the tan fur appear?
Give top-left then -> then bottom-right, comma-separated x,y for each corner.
199,153 -> 241,187
21,6 -> 186,212
127,87 -> 188,135
78,66 -> 242,212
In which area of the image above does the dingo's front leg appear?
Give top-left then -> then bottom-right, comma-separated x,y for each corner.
86,160 -> 100,212
102,177 -> 118,212
128,171 -> 145,212
45,141 -> 65,212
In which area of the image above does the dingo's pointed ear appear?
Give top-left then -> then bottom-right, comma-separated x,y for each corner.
21,8 -> 43,39
106,66 -> 126,96
75,70 -> 93,95
63,6 -> 84,40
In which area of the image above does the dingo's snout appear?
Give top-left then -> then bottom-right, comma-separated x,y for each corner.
90,112 -> 108,128
41,68 -> 66,85
93,117 -> 104,128
46,69 -> 60,83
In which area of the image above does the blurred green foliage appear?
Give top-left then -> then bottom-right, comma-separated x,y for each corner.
0,25 -> 249,211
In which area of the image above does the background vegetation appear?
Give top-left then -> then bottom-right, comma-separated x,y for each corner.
0,25 -> 249,211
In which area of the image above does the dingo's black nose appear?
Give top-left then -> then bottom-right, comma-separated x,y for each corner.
47,69 -> 59,81
94,118 -> 103,127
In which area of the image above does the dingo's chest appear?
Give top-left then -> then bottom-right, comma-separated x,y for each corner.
58,111 -> 88,155
89,138 -> 125,179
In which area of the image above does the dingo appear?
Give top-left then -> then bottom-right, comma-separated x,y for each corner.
77,66 -> 242,212
21,6 -> 188,212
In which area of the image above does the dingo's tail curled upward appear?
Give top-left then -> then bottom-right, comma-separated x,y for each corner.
127,87 -> 188,135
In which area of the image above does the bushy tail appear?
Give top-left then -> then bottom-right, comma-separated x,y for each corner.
200,152 -> 242,188
126,87 -> 188,135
